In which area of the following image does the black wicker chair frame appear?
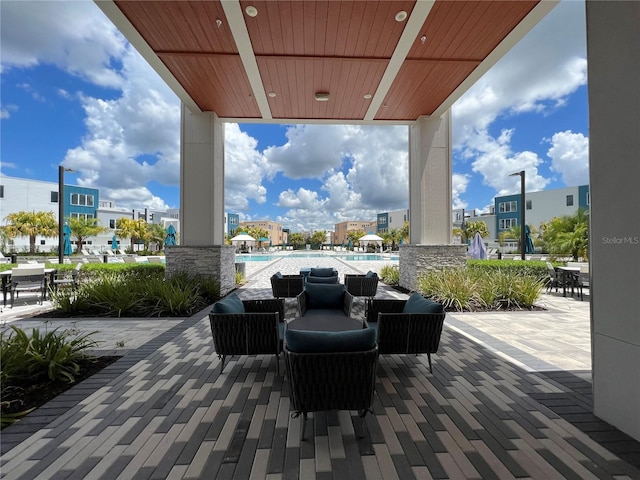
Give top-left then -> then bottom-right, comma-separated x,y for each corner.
366,298 -> 445,373
270,274 -> 304,298
344,274 -> 379,297
284,346 -> 378,440
208,298 -> 285,374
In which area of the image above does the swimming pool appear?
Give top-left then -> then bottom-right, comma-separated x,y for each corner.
235,253 -> 399,262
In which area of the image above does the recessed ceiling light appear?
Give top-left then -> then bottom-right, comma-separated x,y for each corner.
245,6 -> 258,17
315,92 -> 330,102
268,92 -> 276,98
395,11 -> 407,22
364,94 -> 372,99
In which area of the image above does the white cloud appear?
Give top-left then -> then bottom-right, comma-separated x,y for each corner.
225,123 -> 269,211
0,1 -> 126,88
547,130 -> 589,186
452,1 -> 587,205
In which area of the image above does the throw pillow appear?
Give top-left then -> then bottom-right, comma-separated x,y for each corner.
211,292 -> 246,314
402,292 -> 444,314
272,271 -> 283,279
285,327 -> 376,353
365,270 -> 377,278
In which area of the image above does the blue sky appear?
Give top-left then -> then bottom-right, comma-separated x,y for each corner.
1,1 -> 589,233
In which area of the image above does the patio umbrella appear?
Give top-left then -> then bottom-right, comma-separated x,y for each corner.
63,224 -> 73,255
347,238 -> 353,250
524,225 -> 535,254
165,224 -> 177,246
468,232 -> 487,259
111,235 -> 119,251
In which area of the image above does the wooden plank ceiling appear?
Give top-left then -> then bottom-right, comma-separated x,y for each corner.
108,0 -> 544,123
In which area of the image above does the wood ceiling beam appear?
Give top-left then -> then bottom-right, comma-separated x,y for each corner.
364,0 -> 436,121
221,0 -> 272,119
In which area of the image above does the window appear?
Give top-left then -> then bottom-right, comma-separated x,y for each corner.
0,185 -> 4,198
40,240 -> 46,245
499,218 -> 517,229
566,195 -> 574,206
499,201 -> 517,213
109,219 -> 115,229
70,193 -> 94,207
51,191 -> 59,203
526,200 -> 532,210
70,213 -> 94,221
586,192 -> 590,206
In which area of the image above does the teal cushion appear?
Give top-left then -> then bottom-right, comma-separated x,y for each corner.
211,293 -> 245,314
310,267 -> 335,277
365,271 -> 377,278
285,327 -> 376,353
306,275 -> 338,284
402,292 -> 444,314
305,283 -> 345,309
273,271 -> 283,279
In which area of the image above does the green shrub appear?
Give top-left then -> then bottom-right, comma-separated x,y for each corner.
416,267 -> 544,311
1,326 -> 98,426
466,259 -> 552,282
49,271 -> 220,317
379,265 -> 399,285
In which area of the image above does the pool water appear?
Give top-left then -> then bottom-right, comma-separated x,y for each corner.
235,253 -> 399,262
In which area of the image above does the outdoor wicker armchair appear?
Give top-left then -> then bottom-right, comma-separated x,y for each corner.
209,296 -> 285,374
366,294 -> 445,373
284,328 -> 378,440
270,273 -> 304,298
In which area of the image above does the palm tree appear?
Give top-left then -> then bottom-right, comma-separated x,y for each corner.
288,232 -> 305,249
310,230 -> 327,249
346,229 -> 365,250
461,220 -> 489,244
399,221 -> 409,244
540,208 -> 589,260
4,211 -> 58,254
116,218 -> 149,253
67,216 -> 108,253
146,223 -> 167,251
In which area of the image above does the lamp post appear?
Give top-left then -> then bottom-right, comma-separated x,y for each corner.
510,170 -> 526,260
58,166 -> 74,264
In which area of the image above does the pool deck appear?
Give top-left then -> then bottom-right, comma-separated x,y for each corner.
1,254 -> 639,479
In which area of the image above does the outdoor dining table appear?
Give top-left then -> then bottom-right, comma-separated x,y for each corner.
556,266 -> 580,297
0,268 -> 56,306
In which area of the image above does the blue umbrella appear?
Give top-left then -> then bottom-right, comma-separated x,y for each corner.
524,225 -> 535,254
347,238 -> 353,250
111,235 -> 118,251
63,224 -> 73,255
165,224 -> 177,246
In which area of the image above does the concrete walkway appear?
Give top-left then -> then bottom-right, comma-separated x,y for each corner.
2,254 -> 638,480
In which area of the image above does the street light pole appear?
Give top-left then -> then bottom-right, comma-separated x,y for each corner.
58,166 -> 74,265
510,170 -> 526,260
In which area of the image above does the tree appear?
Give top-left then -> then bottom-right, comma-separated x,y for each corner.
146,223 -> 167,251
310,230 -> 327,248
462,221 -> 489,244
67,217 -> 108,253
288,232 -> 305,249
540,208 -> 589,260
116,218 -> 149,253
346,229 -> 365,249
4,211 -> 58,254
399,221 -> 409,244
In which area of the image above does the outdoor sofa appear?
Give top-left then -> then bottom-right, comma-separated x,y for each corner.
306,267 -> 339,284
270,272 -> 304,298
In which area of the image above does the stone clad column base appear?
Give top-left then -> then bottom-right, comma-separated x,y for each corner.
165,245 -> 236,296
399,244 -> 467,292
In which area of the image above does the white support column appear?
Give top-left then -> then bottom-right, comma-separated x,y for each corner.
408,112 -> 452,245
166,105 -> 235,295
587,1 -> 640,441
400,110 -> 465,291
180,105 -> 225,245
